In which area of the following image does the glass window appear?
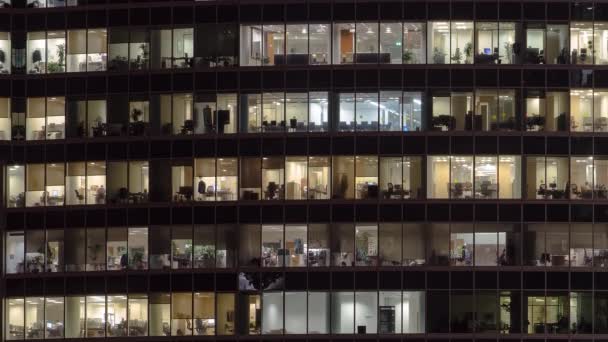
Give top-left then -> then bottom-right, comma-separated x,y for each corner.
498,90 -> 518,130
240,25 -> 262,66
46,229 -> 64,272
7,298 -> 25,340
355,155 -> 378,199
332,156 -> 354,199
172,293 -> 192,336
86,162 -> 106,204
310,24 -> 330,65
216,158 -> 237,201
262,157 -> 284,200
380,157 -> 403,199
0,97 -> 10,139
428,22 -> 449,64
285,156 -> 307,200
355,224 -> 378,266
356,93 -> 379,131
86,295 -> 106,338
593,90 -> 608,132
5,233 -> 24,274
128,295 -> 148,337
65,162 -> 83,205
572,292 -> 592,334
355,292 -> 378,334
172,226 -> 192,269
404,292 -> 425,333
262,92 -> 285,132
356,23 -> 379,63
64,228 -> 85,272
499,156 -> 521,199
65,296 -> 84,338
285,225 -> 307,267
309,92 -> 329,132
427,156 -> 450,199
106,227 -> 127,271
308,224 -> 330,267
86,29 -> 106,71
475,156 -> 498,199
545,91 -> 569,132
217,225 -> 237,268
128,100 -> 149,136
475,90 -> 498,130
308,292 -> 330,333
128,227 -> 148,270
596,23 -> 608,64
86,228 -> 105,271
451,291 -> 474,332
107,295 -> 127,337
546,25 -> 569,64
130,29 -> 150,70
45,297 -> 64,338
378,291 -> 402,333
475,224 -> 498,266
332,224 -> 354,267
333,23 -> 355,64
194,158 -> 215,201
262,292 -> 283,334
216,94 -> 237,134
499,22 -> 520,64
25,163 -> 44,207
431,93 -> 452,131
427,223 -> 450,265
262,225 -> 283,267
149,227 -> 171,270
525,157 -> 569,199
451,156 -> 473,199
216,293 -> 235,335
596,158 -> 608,200
525,24 -> 546,64
239,224 -> 261,267
451,21 -> 474,64
380,23 -> 403,64
149,293 -> 170,336
309,156 -> 330,199
102,29 -> 130,71
193,225 -> 215,268
172,28 -> 193,68
525,91 -> 546,131
26,97 -> 45,141
571,224 -> 593,267
46,31 -> 66,73
379,91 -> 402,131
46,163 -> 65,206
450,224 -> 474,266
67,29 -> 86,72
571,22 -> 593,65
0,32 -> 11,74
594,224 -> 608,267
571,156 -> 594,199
403,23 -> 426,64
337,93 -> 355,131
7,164 -> 25,207
403,91 -> 423,131
25,230 -> 44,273
27,32 -> 46,74
286,93 -> 308,132
475,22 -> 499,64
172,164 -> 193,202
331,292 -> 354,333
150,29 -> 171,69
285,24 -> 308,65
193,293 -> 214,335
241,94 -> 261,133
284,292 -> 306,334
240,157 -> 261,200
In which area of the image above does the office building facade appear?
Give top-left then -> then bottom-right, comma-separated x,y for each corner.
2,0 -> 608,340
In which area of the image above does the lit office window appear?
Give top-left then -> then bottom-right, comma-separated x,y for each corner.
0,32 -> 11,74
450,21 -> 474,64
428,22 -> 449,64
355,22 -> 380,63
332,23 -> 356,64
403,23 -> 426,64
571,22 -> 593,65
525,156 -> 569,199
45,297 -> 64,338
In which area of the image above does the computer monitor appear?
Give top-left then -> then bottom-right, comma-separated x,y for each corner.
483,48 -> 491,55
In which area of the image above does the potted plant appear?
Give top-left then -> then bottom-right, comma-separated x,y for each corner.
402,49 -> 413,64
451,48 -> 462,64
464,42 -> 473,64
433,47 -> 446,64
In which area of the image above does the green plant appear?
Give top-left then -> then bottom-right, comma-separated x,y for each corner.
56,43 -> 65,66
451,48 -> 462,64
402,49 -> 413,63
464,42 -> 473,63
46,62 -> 62,73
433,47 -> 446,64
